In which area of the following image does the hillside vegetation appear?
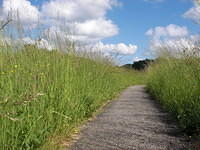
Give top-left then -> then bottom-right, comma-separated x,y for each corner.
0,45 -> 145,150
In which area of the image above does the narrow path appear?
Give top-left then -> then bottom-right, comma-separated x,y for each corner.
69,85 -> 189,150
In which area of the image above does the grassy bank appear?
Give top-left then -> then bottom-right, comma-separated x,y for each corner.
0,45 -> 145,150
147,57 -> 200,134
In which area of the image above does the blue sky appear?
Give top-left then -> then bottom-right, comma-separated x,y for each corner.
103,0 -> 200,63
0,0 -> 200,64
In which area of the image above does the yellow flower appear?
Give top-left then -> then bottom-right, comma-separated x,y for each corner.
14,65 -> 18,68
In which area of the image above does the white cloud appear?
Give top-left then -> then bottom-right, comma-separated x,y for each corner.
1,0 -> 120,43
22,36 -> 138,55
72,19 -> 119,41
38,0 -> 129,55
145,24 -> 200,57
183,6 -> 200,24
41,0 -> 120,22
0,0 -> 138,56
2,0 -> 40,25
89,42 -> 138,55
35,25 -> 136,55
166,24 -> 188,37
22,37 -> 35,45
42,26 -> 67,41
36,39 -> 54,50
145,29 -> 153,36
148,35 -> 200,57
133,57 -> 144,62
40,0 -> 120,43
42,18 -> 118,43
146,24 -> 189,40
22,37 -> 54,50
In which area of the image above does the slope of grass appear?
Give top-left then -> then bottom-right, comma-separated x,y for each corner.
147,57 -> 200,134
0,45 -> 145,150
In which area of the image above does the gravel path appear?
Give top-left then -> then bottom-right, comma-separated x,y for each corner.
69,85 -> 189,150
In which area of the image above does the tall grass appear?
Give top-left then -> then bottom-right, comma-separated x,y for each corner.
147,56 -> 200,134
0,14 -> 146,149
0,44 -> 144,150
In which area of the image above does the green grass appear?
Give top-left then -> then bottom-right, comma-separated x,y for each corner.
0,45 -> 145,150
147,57 -> 200,134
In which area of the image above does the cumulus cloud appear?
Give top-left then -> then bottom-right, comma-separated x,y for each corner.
146,24 -> 189,40
22,37 -> 35,45
41,18 -> 118,43
0,0 -> 138,56
1,0 -> 119,41
40,0 -> 120,43
145,24 -> 200,57
150,38 -> 193,52
37,0 -> 136,55
183,6 -> 200,24
89,42 -> 138,55
41,0 -> 120,22
72,19 -> 119,41
42,26 -> 67,40
22,35 -> 137,55
42,20 -> 118,43
2,0 -> 40,25
149,35 -> 200,56
36,39 -> 54,50
22,37 -> 54,50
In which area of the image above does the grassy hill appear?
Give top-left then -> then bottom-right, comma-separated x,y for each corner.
0,45 -> 146,150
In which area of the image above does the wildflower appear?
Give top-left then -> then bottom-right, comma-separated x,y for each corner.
14,65 -> 18,68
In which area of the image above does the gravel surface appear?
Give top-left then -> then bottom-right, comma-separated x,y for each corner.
69,85 -> 189,150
